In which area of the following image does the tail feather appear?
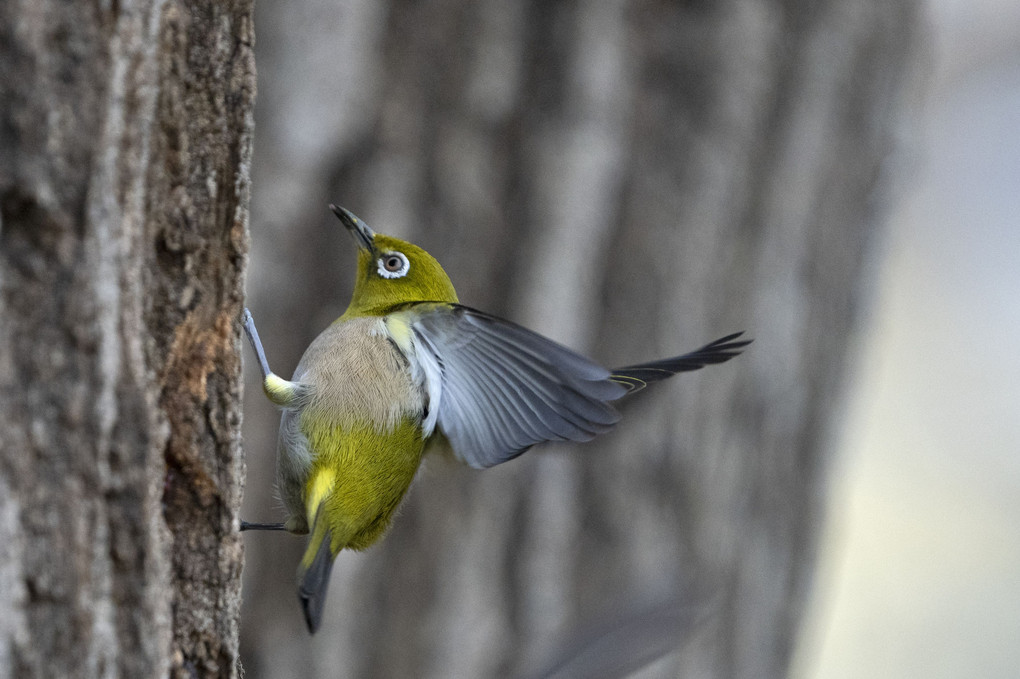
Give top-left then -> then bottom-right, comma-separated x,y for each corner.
298,522 -> 336,634
611,332 -> 751,395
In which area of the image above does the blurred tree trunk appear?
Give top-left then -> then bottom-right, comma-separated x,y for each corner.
0,3 -> 253,678
241,1 -> 917,678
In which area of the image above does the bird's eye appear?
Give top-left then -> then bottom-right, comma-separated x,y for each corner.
377,252 -> 410,279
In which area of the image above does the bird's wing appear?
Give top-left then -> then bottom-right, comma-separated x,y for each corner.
610,332 -> 751,394
405,305 -> 627,469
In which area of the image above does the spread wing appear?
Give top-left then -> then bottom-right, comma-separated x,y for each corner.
408,305 -> 627,468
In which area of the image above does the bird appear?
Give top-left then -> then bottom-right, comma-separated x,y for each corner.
241,205 -> 750,633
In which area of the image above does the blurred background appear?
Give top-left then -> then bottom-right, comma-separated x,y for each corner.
239,1 -> 1019,677
793,1 -> 1020,677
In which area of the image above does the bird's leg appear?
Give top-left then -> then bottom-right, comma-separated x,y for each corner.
242,308 -> 301,407
240,520 -> 288,532
242,307 -> 274,381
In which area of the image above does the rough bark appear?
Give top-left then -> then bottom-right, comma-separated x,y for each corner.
240,1 -> 917,678
0,2 -> 253,678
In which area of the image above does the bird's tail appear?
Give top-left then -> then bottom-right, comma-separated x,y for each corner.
297,504 -> 336,634
611,332 -> 751,395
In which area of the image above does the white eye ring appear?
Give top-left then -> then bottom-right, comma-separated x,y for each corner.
377,251 -> 410,279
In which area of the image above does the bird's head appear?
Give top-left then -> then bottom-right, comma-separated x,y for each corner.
331,205 -> 459,318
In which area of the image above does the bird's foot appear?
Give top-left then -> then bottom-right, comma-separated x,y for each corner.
240,520 -> 288,532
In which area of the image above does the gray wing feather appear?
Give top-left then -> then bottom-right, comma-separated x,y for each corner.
411,306 -> 626,468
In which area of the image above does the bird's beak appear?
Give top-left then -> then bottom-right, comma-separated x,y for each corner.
330,204 -> 375,252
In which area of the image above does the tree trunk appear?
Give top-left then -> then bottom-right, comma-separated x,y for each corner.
239,1 -> 918,678
0,2 -> 253,678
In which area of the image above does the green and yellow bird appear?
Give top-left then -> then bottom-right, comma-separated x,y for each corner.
242,205 -> 749,633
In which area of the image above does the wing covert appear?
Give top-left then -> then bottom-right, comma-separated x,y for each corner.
408,305 -> 626,468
